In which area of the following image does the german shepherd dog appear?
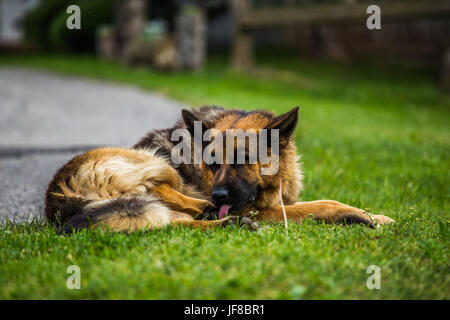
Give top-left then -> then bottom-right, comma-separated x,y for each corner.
45,106 -> 394,233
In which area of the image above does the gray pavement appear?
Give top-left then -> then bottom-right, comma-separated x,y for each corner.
0,67 -> 184,221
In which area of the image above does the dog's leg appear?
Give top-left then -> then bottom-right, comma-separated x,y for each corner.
255,201 -> 394,228
150,184 -> 213,217
306,200 -> 394,225
169,211 -> 259,230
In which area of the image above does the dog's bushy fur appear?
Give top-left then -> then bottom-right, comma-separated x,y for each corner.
46,106 -> 393,233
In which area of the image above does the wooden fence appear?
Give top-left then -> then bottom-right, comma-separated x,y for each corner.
230,0 -> 450,70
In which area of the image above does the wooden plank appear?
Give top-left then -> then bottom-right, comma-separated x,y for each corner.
441,47 -> 450,90
231,0 -> 253,70
240,1 -> 450,27
232,29 -> 253,70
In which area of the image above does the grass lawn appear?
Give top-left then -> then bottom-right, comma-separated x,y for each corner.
0,54 -> 449,299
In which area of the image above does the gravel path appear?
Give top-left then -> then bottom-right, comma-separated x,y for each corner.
0,67 -> 184,221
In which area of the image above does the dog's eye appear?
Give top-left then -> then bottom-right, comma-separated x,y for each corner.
207,162 -> 220,172
231,153 -> 250,167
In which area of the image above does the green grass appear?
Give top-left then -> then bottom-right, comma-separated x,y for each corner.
0,54 -> 449,299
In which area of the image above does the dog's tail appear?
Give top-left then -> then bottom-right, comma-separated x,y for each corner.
54,195 -> 171,234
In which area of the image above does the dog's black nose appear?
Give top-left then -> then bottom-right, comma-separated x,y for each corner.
212,186 -> 229,202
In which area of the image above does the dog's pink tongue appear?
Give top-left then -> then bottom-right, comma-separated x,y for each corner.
218,204 -> 231,219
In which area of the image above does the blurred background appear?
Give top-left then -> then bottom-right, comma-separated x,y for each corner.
1,0 -> 449,82
0,0 -> 449,221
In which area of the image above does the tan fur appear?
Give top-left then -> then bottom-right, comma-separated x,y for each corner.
89,196 -> 171,232
55,148 -> 182,199
46,106 -> 393,233
46,147 -> 209,231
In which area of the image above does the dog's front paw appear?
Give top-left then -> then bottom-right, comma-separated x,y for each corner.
198,205 -> 218,220
186,199 -> 215,217
197,199 -> 215,212
371,214 -> 395,227
221,216 -> 259,231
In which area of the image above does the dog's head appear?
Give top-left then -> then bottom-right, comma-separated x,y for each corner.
182,107 -> 299,217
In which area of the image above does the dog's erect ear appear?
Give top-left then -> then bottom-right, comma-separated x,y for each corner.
182,109 -> 199,132
182,109 -> 211,136
269,106 -> 299,139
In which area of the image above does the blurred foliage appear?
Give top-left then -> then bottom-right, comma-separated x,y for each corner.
252,0 -> 375,7
24,0 -> 116,53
